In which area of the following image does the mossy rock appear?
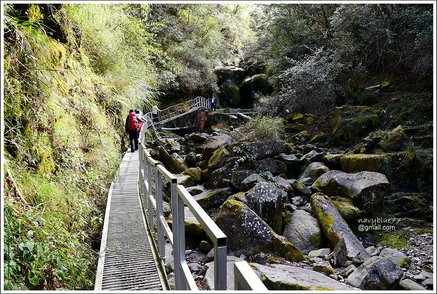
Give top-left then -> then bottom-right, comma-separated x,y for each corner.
378,125 -> 406,151
285,123 -> 306,133
331,197 -> 361,220
176,174 -> 195,187
184,167 -> 202,182
311,193 -> 369,260
215,199 -> 305,261
340,153 -> 386,172
157,146 -> 185,173
309,132 -> 326,143
193,188 -> 232,210
208,147 -> 230,170
291,130 -> 309,142
313,262 -> 335,275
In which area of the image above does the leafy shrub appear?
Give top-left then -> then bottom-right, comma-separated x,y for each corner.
237,116 -> 284,142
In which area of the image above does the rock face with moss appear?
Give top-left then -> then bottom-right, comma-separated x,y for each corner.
311,193 -> 370,262
215,199 -> 305,261
251,263 -> 356,290
346,256 -> 404,289
245,182 -> 287,234
312,170 -> 390,211
283,210 -> 321,254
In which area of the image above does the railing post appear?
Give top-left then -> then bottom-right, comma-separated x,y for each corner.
144,159 -> 149,209
174,187 -> 186,289
215,240 -> 227,290
156,168 -> 165,262
148,163 -> 154,229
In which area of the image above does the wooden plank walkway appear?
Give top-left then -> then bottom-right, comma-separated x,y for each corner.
95,152 -> 165,291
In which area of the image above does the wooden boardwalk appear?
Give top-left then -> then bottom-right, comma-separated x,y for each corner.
95,152 -> 165,291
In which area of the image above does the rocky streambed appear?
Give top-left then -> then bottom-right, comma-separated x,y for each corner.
146,112 -> 433,291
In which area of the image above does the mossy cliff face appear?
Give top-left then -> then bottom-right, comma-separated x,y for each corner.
215,199 -> 305,261
3,4 -> 154,290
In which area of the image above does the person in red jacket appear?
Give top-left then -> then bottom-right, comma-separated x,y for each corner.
125,110 -> 139,152
135,109 -> 144,140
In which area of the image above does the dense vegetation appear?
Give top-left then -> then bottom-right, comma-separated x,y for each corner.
2,3 -> 433,290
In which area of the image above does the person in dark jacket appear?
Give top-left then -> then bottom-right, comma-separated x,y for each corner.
125,109 -> 139,152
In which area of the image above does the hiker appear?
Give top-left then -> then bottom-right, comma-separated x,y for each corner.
151,105 -> 160,123
125,109 -> 139,152
210,94 -> 217,111
135,109 -> 144,139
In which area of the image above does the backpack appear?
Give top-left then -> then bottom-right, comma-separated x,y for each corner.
128,112 -> 138,131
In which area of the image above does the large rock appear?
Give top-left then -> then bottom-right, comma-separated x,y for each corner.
208,147 -> 230,170
245,182 -> 287,233
298,162 -> 330,185
274,176 -> 294,197
157,146 -> 186,173
215,199 -> 305,261
258,158 -> 287,175
312,170 -> 390,211
283,210 -> 321,254
202,134 -> 232,157
184,167 -> 202,182
379,248 -> 410,268
252,263 -> 356,290
230,169 -> 256,190
207,163 -> 233,188
331,197 -> 361,220
346,256 -> 404,289
240,174 -> 266,192
188,132 -> 210,144
194,188 -> 232,210
239,141 -> 284,160
280,153 -> 301,168
201,256 -> 243,290
311,193 -> 370,262
290,179 -> 312,196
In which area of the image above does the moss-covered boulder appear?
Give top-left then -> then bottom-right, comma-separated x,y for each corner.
246,182 -> 287,234
379,125 -> 406,151
331,197 -> 362,220
310,132 -> 327,143
312,170 -> 390,211
193,187 -> 233,210
207,147 -> 230,170
283,210 -> 321,254
290,179 -> 312,196
298,162 -> 330,185
251,263 -> 356,290
340,153 -> 387,172
184,167 -> 202,182
176,174 -> 195,187
201,134 -> 232,157
311,193 -> 370,262
156,146 -> 186,173
215,199 -> 305,261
